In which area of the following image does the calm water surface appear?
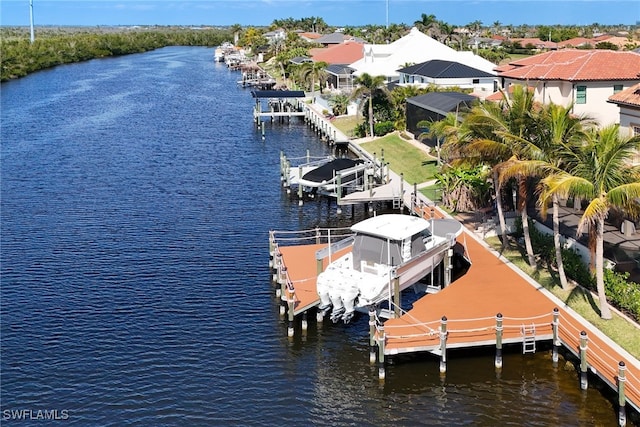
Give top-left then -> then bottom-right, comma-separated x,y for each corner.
1,47 -> 620,426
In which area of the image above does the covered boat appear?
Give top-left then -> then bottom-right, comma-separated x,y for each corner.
316,214 -> 464,323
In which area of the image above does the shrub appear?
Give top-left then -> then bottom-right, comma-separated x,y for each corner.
374,121 -> 395,136
527,221 -> 637,321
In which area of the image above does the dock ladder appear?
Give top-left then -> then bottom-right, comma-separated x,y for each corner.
392,197 -> 402,210
521,323 -> 536,354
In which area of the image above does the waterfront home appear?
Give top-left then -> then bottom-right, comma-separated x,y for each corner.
496,49 -> 640,126
405,91 -> 477,140
608,82 -> 640,164
397,59 -> 497,96
310,40 -> 364,65
349,27 -> 496,83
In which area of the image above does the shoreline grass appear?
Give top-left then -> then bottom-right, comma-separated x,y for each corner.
360,133 -> 439,185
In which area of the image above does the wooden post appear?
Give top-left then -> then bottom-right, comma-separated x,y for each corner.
413,182 -> 418,215
618,361 -> 627,427
377,324 -> 386,380
273,253 -> 282,286
301,311 -> 308,332
279,266 -> 288,317
287,284 -> 295,337
369,306 -> 377,365
393,277 -> 400,318
552,307 -> 560,365
298,164 -> 304,206
439,316 -> 448,374
261,121 -> 265,139
580,330 -> 588,390
285,160 -> 291,193
444,248 -> 453,287
495,312 -> 503,369
336,174 -> 342,215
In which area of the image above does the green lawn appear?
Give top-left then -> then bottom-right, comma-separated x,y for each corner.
485,237 -> 640,359
331,115 -> 362,137
360,133 -> 439,185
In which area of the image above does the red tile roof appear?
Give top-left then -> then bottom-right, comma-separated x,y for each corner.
310,41 -> 364,65
510,38 -> 556,49
299,32 -> 322,40
557,37 -> 594,48
496,50 -> 640,81
608,83 -> 640,107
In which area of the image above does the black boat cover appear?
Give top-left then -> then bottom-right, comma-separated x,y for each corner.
301,158 -> 364,183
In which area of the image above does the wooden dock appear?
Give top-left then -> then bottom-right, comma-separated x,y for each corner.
269,208 -> 640,416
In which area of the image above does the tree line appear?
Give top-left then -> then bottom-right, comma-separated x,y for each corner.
0,27 -> 233,82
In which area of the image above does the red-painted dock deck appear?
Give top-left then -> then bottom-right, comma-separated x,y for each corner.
269,213 -> 640,414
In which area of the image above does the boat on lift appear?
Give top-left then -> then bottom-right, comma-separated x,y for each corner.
284,156 -> 370,197
316,213 -> 464,323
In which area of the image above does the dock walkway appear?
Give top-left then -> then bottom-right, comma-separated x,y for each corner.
270,205 -> 640,415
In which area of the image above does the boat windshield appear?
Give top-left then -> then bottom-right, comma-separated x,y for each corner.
352,234 -> 402,268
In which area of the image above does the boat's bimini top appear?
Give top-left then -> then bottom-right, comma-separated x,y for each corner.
351,214 -> 431,241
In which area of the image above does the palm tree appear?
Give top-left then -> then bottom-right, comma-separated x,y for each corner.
460,86 -> 539,263
351,73 -> 388,138
501,103 -> 593,289
329,94 -> 349,116
298,61 -> 328,96
542,125 -> 640,319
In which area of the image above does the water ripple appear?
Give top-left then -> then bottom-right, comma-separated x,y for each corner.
0,47 -> 621,426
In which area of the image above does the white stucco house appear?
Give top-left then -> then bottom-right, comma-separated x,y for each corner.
397,59 -> 497,95
495,50 -> 640,127
348,27 -> 497,83
608,82 -> 640,164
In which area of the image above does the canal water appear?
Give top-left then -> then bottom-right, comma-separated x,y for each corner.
0,47 -> 621,426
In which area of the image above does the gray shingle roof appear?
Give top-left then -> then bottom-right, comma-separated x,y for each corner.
398,59 -> 495,79
407,92 -> 477,116
325,64 -> 355,76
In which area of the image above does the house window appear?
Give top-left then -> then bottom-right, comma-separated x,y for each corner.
472,79 -> 480,84
576,85 -> 587,104
632,124 -> 640,136
613,84 -> 623,94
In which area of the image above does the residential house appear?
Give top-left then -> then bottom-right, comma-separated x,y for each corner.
324,65 -> 356,91
349,27 -> 496,83
509,38 -> 557,50
397,59 -> 497,96
297,32 -> 323,43
495,49 -> 640,126
309,41 -> 364,92
314,32 -> 365,47
309,40 -> 364,64
263,28 -> 286,44
405,92 -> 477,140
608,83 -> 640,164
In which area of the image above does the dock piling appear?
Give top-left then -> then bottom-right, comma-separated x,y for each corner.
618,361 -> 627,426
580,330 -> 589,390
552,307 -> 560,365
377,324 -> 386,380
369,307 -> 377,365
495,313 -> 503,370
287,283 -> 295,337
439,316 -> 448,374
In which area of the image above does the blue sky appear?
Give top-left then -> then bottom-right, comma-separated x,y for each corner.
1,1 -> 638,27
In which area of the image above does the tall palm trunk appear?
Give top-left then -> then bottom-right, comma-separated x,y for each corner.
519,178 -> 536,268
595,216 -> 612,319
552,194 -> 568,289
494,171 -> 507,246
